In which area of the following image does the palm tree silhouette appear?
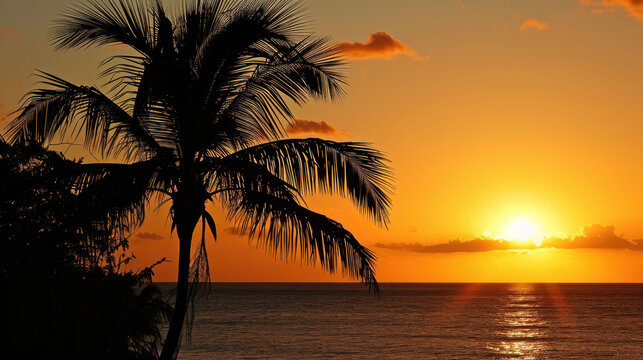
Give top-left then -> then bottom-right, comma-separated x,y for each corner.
5,0 -> 393,358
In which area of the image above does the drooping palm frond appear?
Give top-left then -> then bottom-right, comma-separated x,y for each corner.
184,211 -> 215,340
204,156 -> 302,205
64,156 -> 175,241
6,72 -> 161,161
225,138 -> 394,226
220,189 -> 378,292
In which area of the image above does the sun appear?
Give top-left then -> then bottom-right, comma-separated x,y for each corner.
504,218 -> 537,242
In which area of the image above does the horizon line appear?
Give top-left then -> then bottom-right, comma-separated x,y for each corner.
152,281 -> 643,284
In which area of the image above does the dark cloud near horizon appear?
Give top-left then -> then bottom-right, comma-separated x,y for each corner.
286,118 -> 349,137
135,231 -> 163,240
376,224 -> 643,253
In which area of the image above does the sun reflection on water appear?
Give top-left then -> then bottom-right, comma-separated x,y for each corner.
486,283 -> 549,359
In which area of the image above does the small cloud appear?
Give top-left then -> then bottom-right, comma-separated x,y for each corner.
223,227 -> 246,236
0,27 -> 25,39
582,0 -> 643,20
286,118 -> 350,137
337,32 -> 428,60
135,231 -> 163,240
520,18 -> 549,31
376,224 -> 643,253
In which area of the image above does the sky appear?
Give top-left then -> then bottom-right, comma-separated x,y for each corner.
1,0 -> 642,282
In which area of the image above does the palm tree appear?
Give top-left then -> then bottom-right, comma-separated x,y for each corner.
4,0 -> 393,358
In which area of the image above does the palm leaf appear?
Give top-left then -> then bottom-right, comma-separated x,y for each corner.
222,189 -> 379,292
6,71 -> 161,160
68,157 -> 174,237
51,0 -> 156,55
226,138 -> 394,226
206,32 -> 347,151
204,156 -> 302,204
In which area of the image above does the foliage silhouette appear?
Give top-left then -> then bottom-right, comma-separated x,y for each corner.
0,140 -> 171,359
5,0 -> 394,358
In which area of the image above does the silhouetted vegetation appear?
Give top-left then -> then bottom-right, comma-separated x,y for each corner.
0,140 -> 170,359
5,0 -> 394,358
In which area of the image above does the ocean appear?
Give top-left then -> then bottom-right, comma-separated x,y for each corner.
172,283 -> 642,359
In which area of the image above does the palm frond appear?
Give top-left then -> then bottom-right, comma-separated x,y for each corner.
251,35 -> 347,103
6,71 -> 161,161
188,218 -> 211,290
68,158 -> 174,237
226,138 -> 394,226
221,189 -> 378,292
204,156 -> 302,204
51,0 -> 156,55
184,209 -> 219,340
174,0 -> 231,60
100,56 -> 181,151
202,33 -> 346,152
176,0 -> 337,150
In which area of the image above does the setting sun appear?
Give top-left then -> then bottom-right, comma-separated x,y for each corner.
503,218 -> 537,242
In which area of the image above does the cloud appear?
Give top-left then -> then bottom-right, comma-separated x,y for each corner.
376,224 -> 643,253
135,231 -> 163,240
582,0 -> 643,20
337,32 -> 427,60
286,118 -> 350,137
520,18 -> 549,31
0,27 -> 25,39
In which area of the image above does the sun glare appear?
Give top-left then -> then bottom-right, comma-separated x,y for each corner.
504,218 -> 537,242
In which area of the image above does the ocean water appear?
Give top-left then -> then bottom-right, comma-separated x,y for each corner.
173,283 -> 642,359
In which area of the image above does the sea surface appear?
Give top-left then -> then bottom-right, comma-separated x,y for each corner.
168,283 -> 642,359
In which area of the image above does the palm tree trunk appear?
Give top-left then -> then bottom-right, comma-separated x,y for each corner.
160,212 -> 197,360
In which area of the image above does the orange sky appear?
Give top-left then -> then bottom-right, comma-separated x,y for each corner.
1,0 -> 642,282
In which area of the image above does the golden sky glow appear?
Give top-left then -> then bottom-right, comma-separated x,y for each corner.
1,0 -> 642,282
